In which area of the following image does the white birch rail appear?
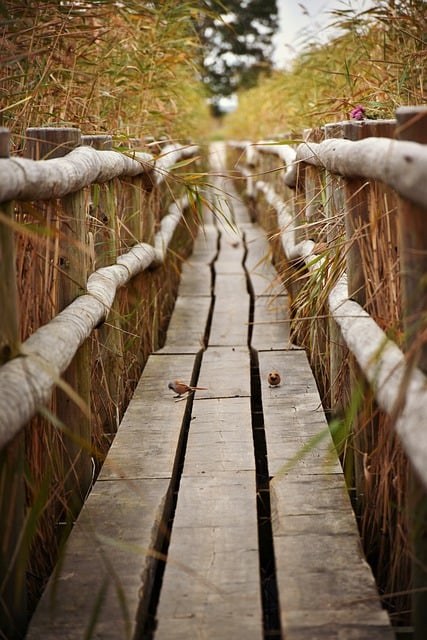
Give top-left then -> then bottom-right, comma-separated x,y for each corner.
294,137 -> 427,207
0,142 -> 198,202
231,135 -> 427,202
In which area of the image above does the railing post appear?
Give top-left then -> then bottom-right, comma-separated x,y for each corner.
294,142 -> 307,245
396,105 -> 427,640
341,120 -> 397,495
25,126 -> 92,516
25,126 -> 81,159
0,128 -> 27,639
342,119 -> 396,306
302,127 -> 325,242
323,123 -> 350,430
82,135 -> 125,437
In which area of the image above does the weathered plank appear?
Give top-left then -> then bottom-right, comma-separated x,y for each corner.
27,353 -> 196,639
159,223 -> 217,352
158,296 -> 211,354
214,235 -> 245,274
184,396 -> 254,472
258,350 -> 394,639
208,274 -> 250,346
188,224 -> 218,262
27,477 -> 171,640
244,225 -> 281,295
197,346 -> 251,399
155,396 -> 263,639
99,354 -> 196,480
252,296 -> 292,351
178,263 -> 212,295
244,222 -> 293,349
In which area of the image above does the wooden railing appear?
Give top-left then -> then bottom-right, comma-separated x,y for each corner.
0,126 -> 200,638
228,105 -> 427,635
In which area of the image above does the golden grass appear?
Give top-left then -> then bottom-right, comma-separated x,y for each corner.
0,0 -> 211,148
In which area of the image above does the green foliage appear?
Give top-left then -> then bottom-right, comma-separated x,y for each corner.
196,0 -> 278,103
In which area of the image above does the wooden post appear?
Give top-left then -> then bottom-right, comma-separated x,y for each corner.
25,127 -> 92,515
293,139 -> 307,245
81,134 -> 112,151
25,127 -> 81,159
396,105 -> 427,640
0,130 -> 19,364
342,120 -> 397,512
303,127 -> 325,242
342,120 -> 395,305
0,128 -> 27,639
82,135 -> 125,437
323,123 -> 350,430
58,184 -> 92,514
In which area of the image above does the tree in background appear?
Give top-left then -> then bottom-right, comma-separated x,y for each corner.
196,0 -> 278,114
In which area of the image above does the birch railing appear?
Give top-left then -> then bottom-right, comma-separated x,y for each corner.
0,126 -> 199,638
228,105 -> 427,636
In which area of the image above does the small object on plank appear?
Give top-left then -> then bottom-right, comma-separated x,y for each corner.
168,380 -> 208,398
267,370 -> 281,387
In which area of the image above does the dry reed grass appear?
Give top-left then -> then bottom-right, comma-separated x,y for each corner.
0,0 -> 211,147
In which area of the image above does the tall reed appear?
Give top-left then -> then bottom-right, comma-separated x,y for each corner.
0,0 -> 210,147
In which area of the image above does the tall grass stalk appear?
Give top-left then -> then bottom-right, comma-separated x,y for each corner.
0,0 -> 211,147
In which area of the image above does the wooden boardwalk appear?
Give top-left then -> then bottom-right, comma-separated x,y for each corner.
28,144 -> 394,639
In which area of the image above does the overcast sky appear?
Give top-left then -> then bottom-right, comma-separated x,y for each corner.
273,0 -> 373,68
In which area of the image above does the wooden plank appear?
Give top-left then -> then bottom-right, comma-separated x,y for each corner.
190,224 -> 218,262
214,237 -> 245,275
27,353 -> 196,639
99,354 -> 195,480
258,350 -> 338,476
185,396 -> 255,473
244,223 -> 293,349
208,274 -> 249,346
258,350 -> 394,639
155,521 -> 262,640
252,295 -> 292,351
229,189 -> 253,226
155,395 -> 263,639
178,263 -> 212,296
244,225 -> 282,297
158,296 -> 211,354
27,477 -> 171,640
197,347 -> 251,399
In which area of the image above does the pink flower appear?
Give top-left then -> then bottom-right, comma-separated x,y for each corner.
350,105 -> 365,120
